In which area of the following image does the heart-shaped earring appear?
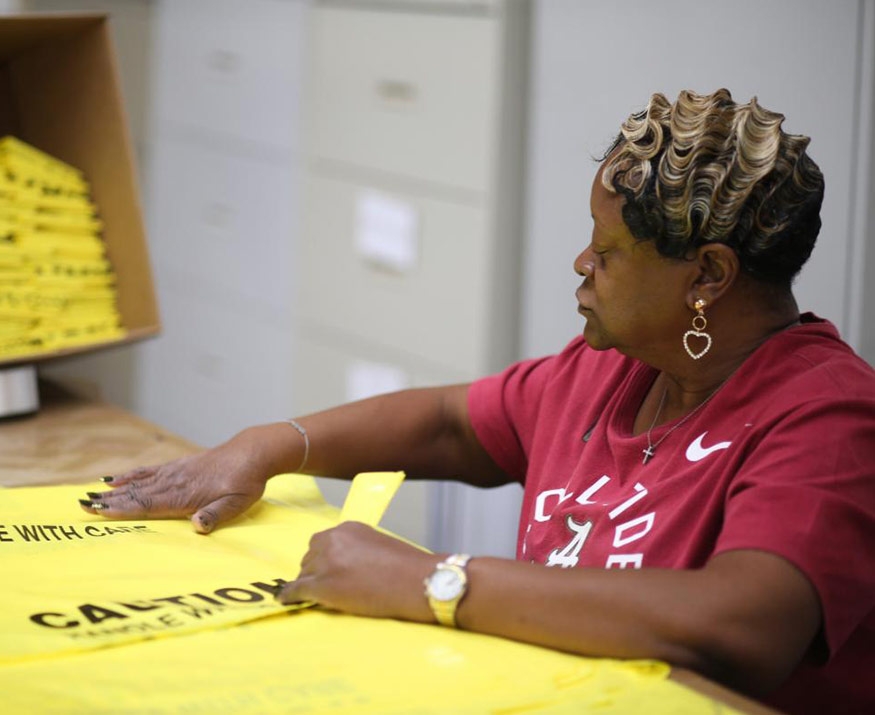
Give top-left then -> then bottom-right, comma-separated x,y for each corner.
684,299 -> 712,360
683,330 -> 712,359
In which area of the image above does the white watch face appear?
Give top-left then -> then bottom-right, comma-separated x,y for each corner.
428,567 -> 464,601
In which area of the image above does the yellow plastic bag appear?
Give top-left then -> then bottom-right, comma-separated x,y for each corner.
0,472 -> 403,664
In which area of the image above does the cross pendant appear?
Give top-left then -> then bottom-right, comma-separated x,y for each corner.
642,445 -> 655,464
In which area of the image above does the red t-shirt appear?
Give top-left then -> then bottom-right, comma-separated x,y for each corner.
468,315 -> 875,714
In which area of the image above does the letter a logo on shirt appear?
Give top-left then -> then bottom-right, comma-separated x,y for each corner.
685,432 -> 732,462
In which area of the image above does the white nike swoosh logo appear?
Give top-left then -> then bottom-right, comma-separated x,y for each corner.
685,432 -> 732,462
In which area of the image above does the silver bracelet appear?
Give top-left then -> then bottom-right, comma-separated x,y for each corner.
285,419 -> 310,473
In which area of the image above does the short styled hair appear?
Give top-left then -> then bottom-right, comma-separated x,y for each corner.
601,89 -> 825,286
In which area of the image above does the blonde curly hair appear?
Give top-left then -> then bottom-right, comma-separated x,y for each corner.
601,89 -> 824,285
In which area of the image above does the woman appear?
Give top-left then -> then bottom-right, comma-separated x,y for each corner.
80,90 -> 875,713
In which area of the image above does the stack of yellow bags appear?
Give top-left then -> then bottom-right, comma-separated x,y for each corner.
0,136 -> 124,360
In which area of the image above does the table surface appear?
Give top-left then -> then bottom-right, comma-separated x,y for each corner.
0,380 -> 778,715
0,381 -> 200,488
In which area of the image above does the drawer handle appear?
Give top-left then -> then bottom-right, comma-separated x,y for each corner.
206,49 -> 241,75
375,80 -> 418,109
202,202 -> 234,229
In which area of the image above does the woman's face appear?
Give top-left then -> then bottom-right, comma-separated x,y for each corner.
574,171 -> 693,360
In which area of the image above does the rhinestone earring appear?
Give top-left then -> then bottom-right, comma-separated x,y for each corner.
683,298 -> 712,360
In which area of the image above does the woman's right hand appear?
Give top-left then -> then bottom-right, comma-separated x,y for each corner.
78,425 -> 288,534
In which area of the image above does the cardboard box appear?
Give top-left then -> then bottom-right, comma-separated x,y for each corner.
0,12 -> 158,368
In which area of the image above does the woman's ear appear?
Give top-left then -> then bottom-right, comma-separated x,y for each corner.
687,243 -> 740,307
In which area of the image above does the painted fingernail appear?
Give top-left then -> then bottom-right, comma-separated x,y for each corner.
86,492 -> 104,500
99,476 -> 114,483
79,499 -> 108,510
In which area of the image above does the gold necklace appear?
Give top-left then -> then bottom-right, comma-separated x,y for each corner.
641,381 -> 728,465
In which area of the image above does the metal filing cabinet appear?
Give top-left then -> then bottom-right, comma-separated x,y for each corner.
27,1 -> 307,446
140,0 -> 306,445
297,0 -> 529,553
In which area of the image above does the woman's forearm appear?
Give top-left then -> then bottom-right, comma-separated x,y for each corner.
454,550 -> 820,697
255,384 -> 508,487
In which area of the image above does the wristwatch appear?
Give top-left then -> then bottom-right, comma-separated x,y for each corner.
423,553 -> 472,627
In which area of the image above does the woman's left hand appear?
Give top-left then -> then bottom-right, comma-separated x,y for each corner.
277,521 -> 441,622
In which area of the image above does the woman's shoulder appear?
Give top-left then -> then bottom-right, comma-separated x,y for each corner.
730,314 -> 875,426
761,313 -> 875,396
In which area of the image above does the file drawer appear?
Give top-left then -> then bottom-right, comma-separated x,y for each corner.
308,4 -> 498,192
147,137 -> 298,317
298,173 -> 494,374
138,275 -> 296,446
151,0 -> 304,151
